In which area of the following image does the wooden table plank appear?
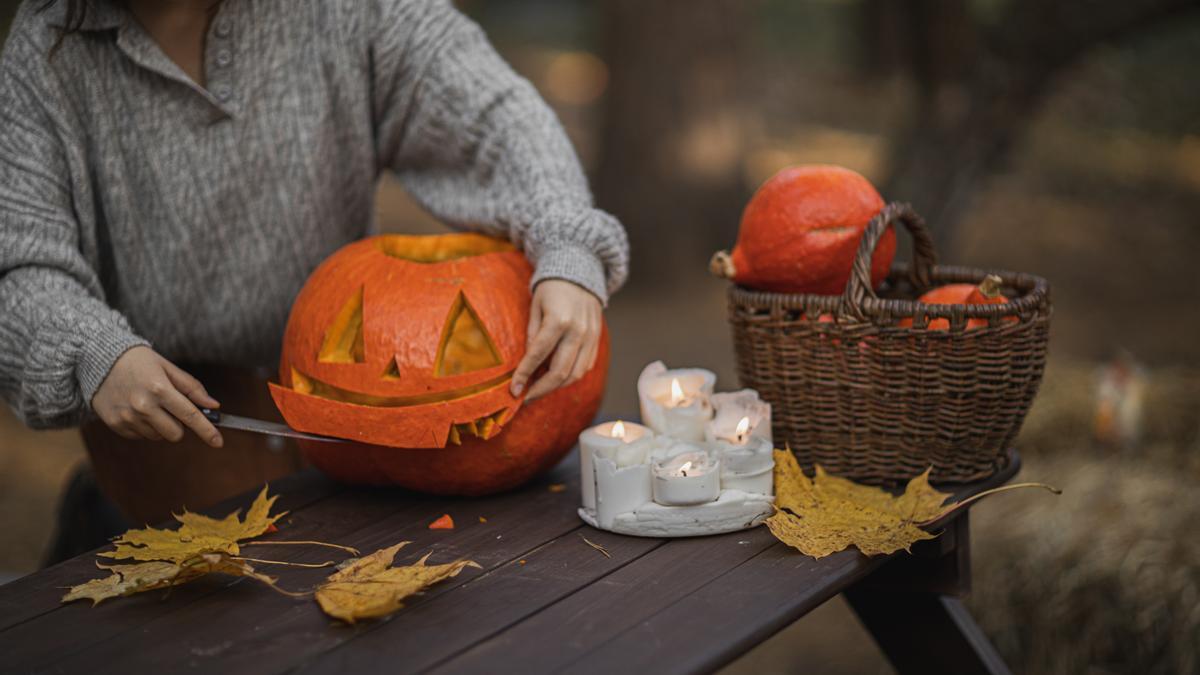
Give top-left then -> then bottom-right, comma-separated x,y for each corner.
427,525 -> 780,675
0,469 -> 337,634
567,541 -> 881,675
0,481 -> 399,673
293,527 -> 664,675
16,460 -> 584,675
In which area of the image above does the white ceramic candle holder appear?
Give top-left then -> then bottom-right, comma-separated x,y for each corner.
578,364 -> 776,538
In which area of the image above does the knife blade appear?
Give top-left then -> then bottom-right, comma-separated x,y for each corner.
199,408 -> 348,444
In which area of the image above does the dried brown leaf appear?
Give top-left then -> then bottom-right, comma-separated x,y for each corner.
100,486 -> 286,563
62,552 -> 291,606
316,543 -> 479,624
767,450 -> 1058,559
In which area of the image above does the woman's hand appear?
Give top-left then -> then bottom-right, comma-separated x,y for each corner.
511,279 -> 602,401
92,346 -> 224,447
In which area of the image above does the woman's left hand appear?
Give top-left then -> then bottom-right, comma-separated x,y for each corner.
511,279 -> 602,401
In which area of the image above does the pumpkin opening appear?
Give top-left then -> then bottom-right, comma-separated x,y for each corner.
436,292 -> 502,377
378,233 -> 515,263
318,287 -> 366,364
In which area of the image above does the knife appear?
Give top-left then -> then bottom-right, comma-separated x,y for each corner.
199,408 -> 348,444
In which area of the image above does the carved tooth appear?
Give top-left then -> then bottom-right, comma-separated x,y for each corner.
465,419 -> 480,437
478,417 -> 496,439
447,425 -> 461,446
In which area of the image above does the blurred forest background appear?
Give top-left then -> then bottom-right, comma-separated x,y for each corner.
2,0 -> 1199,673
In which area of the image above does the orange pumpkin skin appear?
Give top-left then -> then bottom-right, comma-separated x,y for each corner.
272,233 -> 610,494
899,276 -> 1011,330
713,165 -> 894,295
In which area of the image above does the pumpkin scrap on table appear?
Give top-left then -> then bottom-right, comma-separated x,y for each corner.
767,449 -> 1060,559
315,542 -> 479,624
428,514 -> 455,530
269,232 -> 611,496
710,164 -> 894,295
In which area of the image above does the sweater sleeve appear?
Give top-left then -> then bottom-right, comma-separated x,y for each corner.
368,0 -> 629,303
0,40 -> 148,428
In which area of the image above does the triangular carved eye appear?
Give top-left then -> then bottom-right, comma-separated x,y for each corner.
318,287 -> 365,364
436,292 -> 501,377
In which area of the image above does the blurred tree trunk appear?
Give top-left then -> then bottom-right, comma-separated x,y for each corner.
873,0 -> 1200,252
595,0 -> 754,292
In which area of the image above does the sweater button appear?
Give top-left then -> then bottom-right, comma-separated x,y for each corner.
214,83 -> 232,101
215,49 -> 232,68
214,18 -> 232,37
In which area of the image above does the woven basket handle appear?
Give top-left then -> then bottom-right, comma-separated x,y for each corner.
839,202 -> 938,318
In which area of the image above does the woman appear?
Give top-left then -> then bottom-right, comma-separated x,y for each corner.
0,0 -> 628,530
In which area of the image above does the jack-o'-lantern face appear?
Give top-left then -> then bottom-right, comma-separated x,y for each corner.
269,233 -> 534,448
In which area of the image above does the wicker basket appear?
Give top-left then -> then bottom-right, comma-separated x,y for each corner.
724,202 -> 1051,484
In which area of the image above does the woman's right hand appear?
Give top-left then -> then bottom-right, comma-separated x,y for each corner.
92,346 -> 224,447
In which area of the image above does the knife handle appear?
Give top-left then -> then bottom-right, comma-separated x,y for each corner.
199,407 -> 221,424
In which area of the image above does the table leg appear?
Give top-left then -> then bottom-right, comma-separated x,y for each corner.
844,514 -> 1011,675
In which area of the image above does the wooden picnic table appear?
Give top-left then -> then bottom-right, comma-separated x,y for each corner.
0,446 -> 1018,675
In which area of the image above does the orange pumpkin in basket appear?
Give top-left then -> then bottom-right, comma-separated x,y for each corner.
710,164 -> 893,295
899,275 -> 1014,330
270,233 -> 609,494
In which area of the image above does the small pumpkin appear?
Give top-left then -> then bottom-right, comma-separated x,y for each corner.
899,274 -> 1013,330
710,164 -> 894,295
269,233 -> 609,494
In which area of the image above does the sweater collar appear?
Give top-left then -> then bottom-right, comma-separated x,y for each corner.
46,0 -> 125,32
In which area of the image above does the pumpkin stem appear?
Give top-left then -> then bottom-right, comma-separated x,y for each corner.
977,274 -> 1004,299
709,250 -> 736,279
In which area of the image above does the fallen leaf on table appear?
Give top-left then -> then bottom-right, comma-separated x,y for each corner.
63,552 -> 292,606
316,542 -> 479,623
100,486 -> 286,563
767,449 -> 1059,559
478,516 -> 488,523
548,483 -> 567,493
429,514 -> 455,530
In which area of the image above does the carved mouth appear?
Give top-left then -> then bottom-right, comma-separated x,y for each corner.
445,408 -> 512,445
290,368 -> 514,408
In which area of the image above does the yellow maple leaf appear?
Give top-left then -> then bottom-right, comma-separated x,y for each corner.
316,542 -> 480,624
100,486 -> 286,563
62,552 -> 284,606
766,450 -> 1059,559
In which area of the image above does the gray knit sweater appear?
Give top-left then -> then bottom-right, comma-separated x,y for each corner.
0,0 -> 629,428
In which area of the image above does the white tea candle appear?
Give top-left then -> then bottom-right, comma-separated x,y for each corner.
637,361 -> 716,441
579,420 -> 651,512
652,450 -> 720,506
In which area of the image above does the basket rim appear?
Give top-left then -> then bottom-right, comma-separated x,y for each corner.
727,263 -> 1050,323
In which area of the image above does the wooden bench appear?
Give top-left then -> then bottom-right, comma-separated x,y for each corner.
0,448 -> 1018,674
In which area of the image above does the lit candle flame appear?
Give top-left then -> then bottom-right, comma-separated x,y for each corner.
678,461 -> 693,477
669,378 -> 685,406
735,416 -> 751,443
611,420 -> 626,439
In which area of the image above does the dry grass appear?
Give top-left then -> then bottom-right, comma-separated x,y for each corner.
969,362 -> 1200,674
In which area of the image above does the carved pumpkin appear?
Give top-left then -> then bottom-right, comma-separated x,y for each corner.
269,233 -> 609,495
710,164 -> 893,295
